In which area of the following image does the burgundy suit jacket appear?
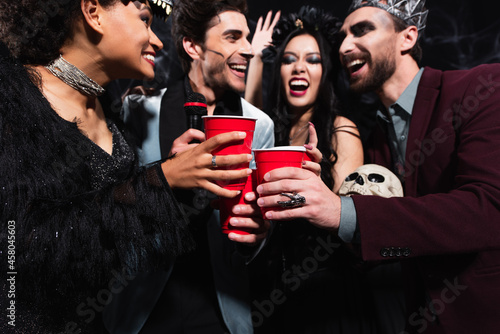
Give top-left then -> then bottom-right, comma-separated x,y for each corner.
352,64 -> 500,333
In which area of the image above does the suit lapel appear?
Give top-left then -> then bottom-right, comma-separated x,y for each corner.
159,78 -> 186,159
404,67 -> 442,196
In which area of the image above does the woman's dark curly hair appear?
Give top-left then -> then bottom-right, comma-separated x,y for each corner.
0,0 -> 129,65
266,6 -> 343,189
171,0 -> 248,73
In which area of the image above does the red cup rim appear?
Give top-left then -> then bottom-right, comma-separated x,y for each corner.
202,115 -> 257,121
253,146 -> 306,153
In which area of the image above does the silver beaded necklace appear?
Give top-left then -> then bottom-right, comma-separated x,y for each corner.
45,55 -> 105,97
289,122 -> 310,145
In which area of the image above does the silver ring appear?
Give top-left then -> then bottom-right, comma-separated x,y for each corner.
211,155 -> 218,168
277,192 -> 306,208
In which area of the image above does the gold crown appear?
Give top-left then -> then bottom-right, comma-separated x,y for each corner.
295,19 -> 304,29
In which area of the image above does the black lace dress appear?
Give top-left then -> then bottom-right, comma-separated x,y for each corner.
0,43 -> 192,333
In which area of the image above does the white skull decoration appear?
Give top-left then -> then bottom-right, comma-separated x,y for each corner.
339,164 -> 404,198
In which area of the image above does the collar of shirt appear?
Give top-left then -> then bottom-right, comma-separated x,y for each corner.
376,68 -> 425,124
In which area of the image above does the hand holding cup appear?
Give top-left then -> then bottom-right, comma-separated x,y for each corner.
162,130 -> 252,198
203,115 -> 257,190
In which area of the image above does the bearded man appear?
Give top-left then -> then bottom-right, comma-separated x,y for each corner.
256,1 -> 500,333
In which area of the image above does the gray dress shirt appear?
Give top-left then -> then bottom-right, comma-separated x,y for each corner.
338,68 -> 424,242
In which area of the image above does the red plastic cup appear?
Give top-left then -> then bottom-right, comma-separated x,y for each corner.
203,115 -> 257,190
253,146 -> 306,214
219,172 -> 257,235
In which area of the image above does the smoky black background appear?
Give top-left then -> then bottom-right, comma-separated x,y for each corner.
246,0 -> 500,70
243,0 -> 500,141
152,1 -> 500,90
147,1 -> 499,142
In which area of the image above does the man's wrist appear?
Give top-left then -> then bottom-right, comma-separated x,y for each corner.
338,196 -> 359,243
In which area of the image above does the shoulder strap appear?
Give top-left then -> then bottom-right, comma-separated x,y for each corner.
332,124 -> 361,139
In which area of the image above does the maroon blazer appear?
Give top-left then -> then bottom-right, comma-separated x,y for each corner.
352,64 -> 500,333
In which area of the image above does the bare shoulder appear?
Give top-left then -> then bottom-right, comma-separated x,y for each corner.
332,116 -> 361,141
330,116 -> 364,192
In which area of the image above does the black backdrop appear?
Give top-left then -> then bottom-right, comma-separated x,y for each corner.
246,0 -> 500,70
145,1 -> 499,142
241,1 -> 500,141
150,1 -> 500,91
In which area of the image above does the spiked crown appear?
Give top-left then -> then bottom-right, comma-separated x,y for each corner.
348,0 -> 428,33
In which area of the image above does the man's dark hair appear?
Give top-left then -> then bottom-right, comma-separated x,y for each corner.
171,0 -> 248,73
391,15 -> 423,63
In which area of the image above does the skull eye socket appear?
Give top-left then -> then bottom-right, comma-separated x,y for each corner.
367,173 -> 385,183
345,172 -> 359,181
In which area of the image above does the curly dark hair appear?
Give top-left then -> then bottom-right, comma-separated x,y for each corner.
171,0 -> 248,73
0,0 -> 129,65
266,6 -> 344,189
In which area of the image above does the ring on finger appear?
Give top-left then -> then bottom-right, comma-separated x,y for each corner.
277,192 -> 306,208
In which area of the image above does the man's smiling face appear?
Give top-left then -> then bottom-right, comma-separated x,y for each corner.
339,6 -> 398,93
198,10 -> 254,94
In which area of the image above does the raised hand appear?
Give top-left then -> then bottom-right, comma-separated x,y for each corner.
252,10 -> 281,57
245,10 -> 281,108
